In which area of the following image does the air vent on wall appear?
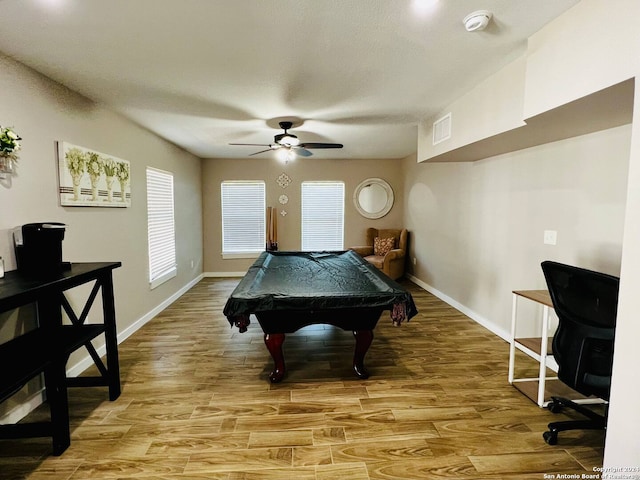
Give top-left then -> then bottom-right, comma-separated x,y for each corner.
432,113 -> 452,145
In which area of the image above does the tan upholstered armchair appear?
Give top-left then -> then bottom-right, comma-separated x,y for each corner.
350,228 -> 408,280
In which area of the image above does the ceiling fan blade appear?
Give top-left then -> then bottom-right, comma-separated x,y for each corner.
249,148 -> 278,156
299,142 -> 343,149
294,148 -> 313,157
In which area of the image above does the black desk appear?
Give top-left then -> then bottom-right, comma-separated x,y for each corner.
0,262 -> 121,455
224,251 -> 417,382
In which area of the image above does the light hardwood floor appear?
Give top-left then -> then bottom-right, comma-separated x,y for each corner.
0,278 -> 605,479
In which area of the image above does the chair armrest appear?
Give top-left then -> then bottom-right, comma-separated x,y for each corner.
350,246 -> 374,256
383,249 -> 405,262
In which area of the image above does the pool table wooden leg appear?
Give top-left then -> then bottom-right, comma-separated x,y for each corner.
264,333 -> 286,383
353,330 -> 374,379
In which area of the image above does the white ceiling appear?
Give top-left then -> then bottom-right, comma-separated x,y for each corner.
0,0 -> 581,160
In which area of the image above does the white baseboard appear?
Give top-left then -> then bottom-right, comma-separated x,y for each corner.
406,274 -> 510,342
1,274 -> 204,424
0,391 -> 46,425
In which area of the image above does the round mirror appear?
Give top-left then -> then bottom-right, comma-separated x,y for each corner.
353,178 -> 394,219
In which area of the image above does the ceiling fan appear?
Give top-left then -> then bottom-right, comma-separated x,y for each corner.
230,121 -> 343,157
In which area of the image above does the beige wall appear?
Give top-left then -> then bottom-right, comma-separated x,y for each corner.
524,0 -> 640,119
418,55 -> 527,161
0,54 -> 203,419
610,78 -> 640,468
404,125 -> 630,337
202,157 -> 404,274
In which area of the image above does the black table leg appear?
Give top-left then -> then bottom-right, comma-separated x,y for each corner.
100,272 -> 121,400
264,333 -> 286,383
353,330 -> 374,379
44,362 -> 70,456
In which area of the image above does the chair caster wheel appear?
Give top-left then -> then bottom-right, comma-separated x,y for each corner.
547,400 -> 562,414
543,430 -> 558,445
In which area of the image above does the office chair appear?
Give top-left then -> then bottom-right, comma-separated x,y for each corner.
540,260 -> 618,445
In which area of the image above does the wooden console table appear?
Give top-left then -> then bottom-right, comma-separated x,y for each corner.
0,262 -> 121,455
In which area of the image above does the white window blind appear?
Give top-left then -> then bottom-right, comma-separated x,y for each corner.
221,181 -> 265,256
301,181 -> 344,251
146,167 -> 177,289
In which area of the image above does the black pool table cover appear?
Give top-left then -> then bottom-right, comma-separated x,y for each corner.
223,250 -> 418,332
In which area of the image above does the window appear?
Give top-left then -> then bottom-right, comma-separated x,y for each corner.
301,181 -> 344,251
221,181 -> 266,257
146,167 -> 176,289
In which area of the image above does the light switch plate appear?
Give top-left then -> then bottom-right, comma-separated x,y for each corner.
543,230 -> 557,245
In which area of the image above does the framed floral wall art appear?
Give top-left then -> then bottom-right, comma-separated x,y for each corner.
57,142 -> 131,207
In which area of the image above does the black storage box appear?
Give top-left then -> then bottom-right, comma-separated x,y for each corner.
14,222 -> 66,277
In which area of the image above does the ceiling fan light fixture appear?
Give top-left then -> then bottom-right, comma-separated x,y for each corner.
277,147 -> 296,163
463,10 -> 492,32
279,134 -> 300,146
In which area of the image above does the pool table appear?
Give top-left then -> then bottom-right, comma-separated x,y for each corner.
223,250 -> 417,382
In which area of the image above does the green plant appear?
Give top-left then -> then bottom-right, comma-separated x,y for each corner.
0,126 -> 21,158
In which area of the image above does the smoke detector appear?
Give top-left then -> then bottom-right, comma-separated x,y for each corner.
463,10 -> 492,32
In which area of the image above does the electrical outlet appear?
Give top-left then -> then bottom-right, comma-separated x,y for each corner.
190,259 -> 194,268
543,230 -> 557,245
412,257 -> 417,265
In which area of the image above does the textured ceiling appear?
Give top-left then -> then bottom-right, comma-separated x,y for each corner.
0,0 -> 581,159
